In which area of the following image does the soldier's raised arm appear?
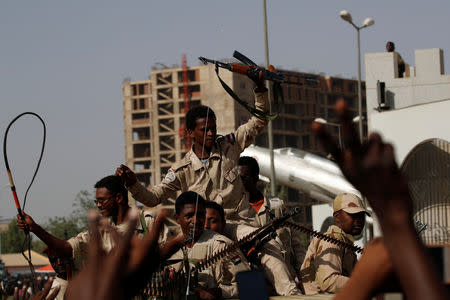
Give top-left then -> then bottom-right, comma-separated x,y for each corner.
116,164 -> 182,207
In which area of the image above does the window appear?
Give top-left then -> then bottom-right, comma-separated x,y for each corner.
138,84 -> 146,95
177,70 -> 196,83
132,127 -> 150,141
136,173 -> 151,187
302,135 -> 310,149
134,161 -> 151,170
132,112 -> 149,120
348,82 -> 356,93
133,143 -> 150,158
133,99 -> 138,110
327,108 -> 336,119
139,98 -> 146,109
297,88 -> 303,100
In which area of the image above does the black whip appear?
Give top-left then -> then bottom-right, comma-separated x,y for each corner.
3,112 -> 47,293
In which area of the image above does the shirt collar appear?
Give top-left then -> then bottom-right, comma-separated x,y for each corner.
329,225 -> 355,242
189,144 -> 221,171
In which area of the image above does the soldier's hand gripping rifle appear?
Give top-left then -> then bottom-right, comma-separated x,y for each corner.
199,51 -> 289,83
240,207 -> 301,261
199,51 -> 277,121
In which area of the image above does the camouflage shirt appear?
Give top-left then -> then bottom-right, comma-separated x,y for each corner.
169,230 -> 250,298
300,225 -> 357,294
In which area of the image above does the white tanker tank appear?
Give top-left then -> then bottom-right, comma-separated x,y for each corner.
241,145 -> 361,203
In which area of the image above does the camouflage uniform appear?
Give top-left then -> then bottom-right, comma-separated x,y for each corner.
169,230 -> 250,299
67,209 -> 174,258
300,225 -> 356,294
300,193 -> 368,295
127,90 -> 268,222
233,195 -> 306,295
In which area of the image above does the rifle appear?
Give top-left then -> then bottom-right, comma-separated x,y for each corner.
199,50 -> 318,86
240,207 -> 302,260
199,51 -> 320,121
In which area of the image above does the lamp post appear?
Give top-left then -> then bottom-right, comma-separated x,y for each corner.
263,0 -> 276,196
340,10 -> 374,142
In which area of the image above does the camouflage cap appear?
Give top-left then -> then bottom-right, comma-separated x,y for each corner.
333,193 -> 370,216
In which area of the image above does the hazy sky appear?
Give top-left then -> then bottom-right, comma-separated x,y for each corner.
1,1 -> 449,223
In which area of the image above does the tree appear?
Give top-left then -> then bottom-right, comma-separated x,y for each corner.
1,219 -> 28,254
71,190 -> 96,231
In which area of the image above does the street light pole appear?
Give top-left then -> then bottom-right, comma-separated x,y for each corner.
356,28 -> 363,142
263,0 -> 276,196
340,10 -> 374,143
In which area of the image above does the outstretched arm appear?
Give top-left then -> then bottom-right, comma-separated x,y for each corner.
314,100 -> 448,300
17,211 -> 72,258
115,164 -> 179,207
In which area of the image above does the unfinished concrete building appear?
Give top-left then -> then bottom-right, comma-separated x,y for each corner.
122,62 -> 366,225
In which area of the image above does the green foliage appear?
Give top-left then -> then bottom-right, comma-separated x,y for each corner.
71,190 -> 96,231
31,239 -> 46,254
1,219 -> 28,254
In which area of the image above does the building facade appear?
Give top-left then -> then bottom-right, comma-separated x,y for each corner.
364,48 -> 450,244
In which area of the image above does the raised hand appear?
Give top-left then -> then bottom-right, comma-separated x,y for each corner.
65,210 -> 136,300
29,279 -> 60,300
65,209 -> 182,300
312,100 -> 412,224
16,211 -> 36,232
115,164 -> 138,187
314,100 -> 449,300
247,68 -> 265,90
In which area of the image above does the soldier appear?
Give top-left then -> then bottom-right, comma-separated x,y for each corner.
169,191 -> 250,299
17,175 -> 173,260
300,193 -> 369,294
115,71 -> 268,223
204,201 -> 226,234
236,156 -> 305,295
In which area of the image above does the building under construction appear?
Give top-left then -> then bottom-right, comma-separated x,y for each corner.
121,58 -> 367,225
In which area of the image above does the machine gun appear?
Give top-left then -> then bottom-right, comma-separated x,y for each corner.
240,207 -> 301,261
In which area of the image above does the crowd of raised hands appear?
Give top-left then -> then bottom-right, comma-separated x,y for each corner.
313,100 -> 448,300
64,209 -> 183,300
